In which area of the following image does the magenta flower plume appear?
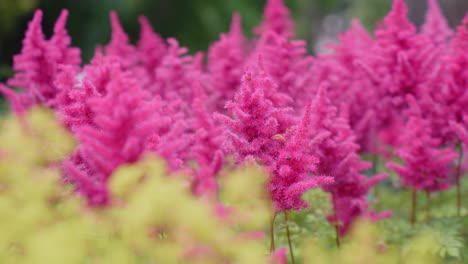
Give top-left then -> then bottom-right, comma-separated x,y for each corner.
215,62 -> 294,168
270,103 -> 333,211
421,0 -> 453,46
5,10 -> 81,109
54,53 -> 127,132
65,69 -> 161,205
360,0 -> 442,147
208,13 -> 246,111
312,20 -> 377,152
310,84 -> 390,235
135,16 -> 167,89
254,0 -> 294,39
254,32 -> 314,108
50,10 -> 81,68
154,38 -> 198,102
387,96 -> 458,193
105,11 -> 138,69
52,65 -> 95,131
190,82 -> 225,196
444,13 -> 468,141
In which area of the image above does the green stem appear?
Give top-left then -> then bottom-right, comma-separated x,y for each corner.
456,144 -> 463,217
332,194 -> 341,248
270,213 -> 277,252
410,188 -> 417,226
425,191 -> 431,224
284,212 -> 295,264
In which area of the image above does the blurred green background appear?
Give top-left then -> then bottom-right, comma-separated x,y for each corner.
1,0 -> 468,83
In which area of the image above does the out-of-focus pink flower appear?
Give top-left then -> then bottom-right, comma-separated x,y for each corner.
387,96 -> 458,192
5,10 -> 81,110
254,0 -> 294,39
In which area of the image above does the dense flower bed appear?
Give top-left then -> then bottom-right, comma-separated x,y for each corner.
0,0 -> 467,263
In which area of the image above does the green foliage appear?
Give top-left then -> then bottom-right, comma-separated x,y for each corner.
0,0 -> 36,34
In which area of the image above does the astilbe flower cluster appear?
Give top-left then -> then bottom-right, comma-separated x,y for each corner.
311,19 -> 378,152
309,85 -> 391,235
388,96 -> 458,193
3,10 -> 80,112
208,14 -> 246,111
3,0 -> 468,256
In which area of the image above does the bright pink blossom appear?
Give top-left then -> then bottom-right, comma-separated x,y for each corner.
254,0 -> 294,39
269,102 -> 333,211
5,9 -> 81,109
105,11 -> 138,69
253,32 -> 313,109
421,0 -> 453,46
65,68 -> 161,205
310,84 -> 390,235
387,96 -> 458,192
215,62 -> 294,168
208,13 -> 246,111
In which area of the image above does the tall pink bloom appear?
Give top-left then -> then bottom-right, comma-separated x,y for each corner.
215,62 -> 294,168
65,68 -> 160,205
208,13 -> 246,111
444,14 -> 468,141
421,0 -> 452,46
54,53 -> 125,132
190,83 -> 225,196
312,20 -> 378,152
154,38 -> 204,106
105,11 -> 138,69
310,84 -> 390,235
387,96 -> 458,192
270,103 -> 333,211
5,10 -> 81,109
254,0 -> 294,39
361,0 -> 439,147
135,16 -> 167,90
254,31 -> 314,109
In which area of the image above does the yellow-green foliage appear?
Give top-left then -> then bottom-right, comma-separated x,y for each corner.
302,219 -> 441,264
0,108 -> 445,263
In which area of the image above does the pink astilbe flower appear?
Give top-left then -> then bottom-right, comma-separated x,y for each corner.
254,31 -> 314,108
146,97 -> 194,172
65,69 -> 160,205
5,10 -> 81,109
312,20 -> 378,152
215,63 -> 295,168
310,85 -> 390,235
387,96 -> 458,193
135,16 -> 167,89
254,0 -> 294,39
270,103 -> 333,211
190,83 -> 225,196
208,13 -> 246,111
421,0 -> 453,46
443,14 -> 468,141
54,53 -> 125,132
361,0 -> 440,147
154,38 -> 201,103
49,10 -> 82,68
52,65 -> 95,131
105,11 -> 138,69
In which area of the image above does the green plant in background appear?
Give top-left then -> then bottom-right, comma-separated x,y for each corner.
0,0 -> 36,34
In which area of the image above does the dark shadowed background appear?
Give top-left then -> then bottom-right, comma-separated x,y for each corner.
1,0 -> 468,83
